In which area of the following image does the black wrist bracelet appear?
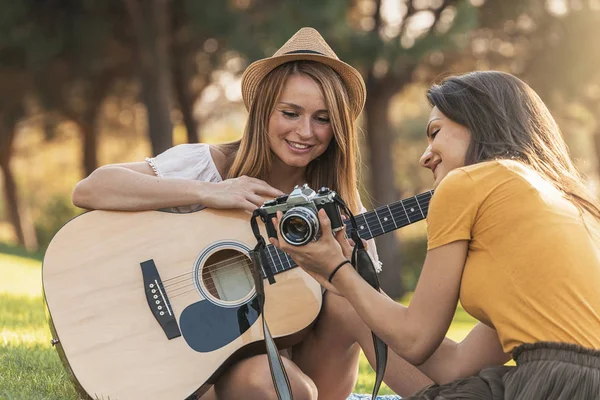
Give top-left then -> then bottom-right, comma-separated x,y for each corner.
328,260 -> 352,283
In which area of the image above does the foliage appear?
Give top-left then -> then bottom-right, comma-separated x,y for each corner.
33,195 -> 79,250
399,235 -> 428,292
0,242 -> 44,262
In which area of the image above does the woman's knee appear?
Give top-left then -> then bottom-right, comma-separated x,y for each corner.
214,354 -> 317,400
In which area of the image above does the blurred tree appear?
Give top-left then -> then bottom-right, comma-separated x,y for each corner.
171,0 -> 198,143
0,0 -> 134,247
124,0 -> 174,155
170,0 -> 245,143
0,1 -> 134,176
515,2 -> 600,179
0,66 -> 37,251
125,0 -> 256,147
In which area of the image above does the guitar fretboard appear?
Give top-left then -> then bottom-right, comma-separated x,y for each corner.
258,190 -> 433,279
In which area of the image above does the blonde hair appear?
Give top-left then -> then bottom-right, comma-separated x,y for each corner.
220,61 -> 361,213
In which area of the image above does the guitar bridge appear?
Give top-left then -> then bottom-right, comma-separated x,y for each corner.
140,259 -> 181,340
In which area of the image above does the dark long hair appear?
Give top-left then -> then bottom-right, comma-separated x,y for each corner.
427,71 -> 600,220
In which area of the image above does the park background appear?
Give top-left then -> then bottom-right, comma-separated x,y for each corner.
1,0 -> 599,398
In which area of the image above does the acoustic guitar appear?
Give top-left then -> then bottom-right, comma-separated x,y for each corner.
42,191 -> 433,400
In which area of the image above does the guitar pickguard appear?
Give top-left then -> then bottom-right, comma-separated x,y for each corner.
179,297 -> 260,352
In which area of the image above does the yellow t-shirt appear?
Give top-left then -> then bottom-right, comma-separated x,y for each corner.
427,160 -> 600,352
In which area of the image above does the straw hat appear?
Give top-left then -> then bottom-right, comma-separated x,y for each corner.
241,27 -> 366,119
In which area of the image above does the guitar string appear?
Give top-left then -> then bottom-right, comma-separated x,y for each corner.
166,216 -> 434,299
161,252 -> 283,290
160,199 -> 431,290
163,260 -> 259,297
165,258 -> 270,294
168,278 -> 255,299
160,194 -> 432,287
164,244 -> 294,294
168,279 -> 250,298
167,257 -> 257,283
163,196 -> 432,298
159,191 -> 432,283
162,203 -> 432,293
163,205 -> 432,296
165,265 -> 282,295
163,261 -> 271,298
162,253 -> 255,282
159,243 -> 302,282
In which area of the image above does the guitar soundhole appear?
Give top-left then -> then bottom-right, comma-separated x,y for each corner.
200,249 -> 256,304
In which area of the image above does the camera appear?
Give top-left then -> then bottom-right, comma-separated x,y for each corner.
261,184 -> 344,246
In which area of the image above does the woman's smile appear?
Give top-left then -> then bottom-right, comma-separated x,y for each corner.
285,139 -> 314,152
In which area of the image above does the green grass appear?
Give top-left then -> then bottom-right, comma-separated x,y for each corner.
0,243 -> 44,262
0,250 -> 476,399
0,338 -> 79,400
0,254 -> 80,400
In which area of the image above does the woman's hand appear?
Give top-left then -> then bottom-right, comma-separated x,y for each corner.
200,176 -> 284,212
341,215 -> 369,258
269,209 -> 352,293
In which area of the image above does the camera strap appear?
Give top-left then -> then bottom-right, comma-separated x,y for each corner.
247,197 -> 387,400
249,208 -> 293,400
333,196 -> 388,400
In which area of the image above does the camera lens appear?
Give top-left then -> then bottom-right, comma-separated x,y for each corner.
287,217 -> 309,236
280,207 -> 319,246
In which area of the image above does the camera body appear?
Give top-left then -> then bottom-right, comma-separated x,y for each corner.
261,184 -> 344,246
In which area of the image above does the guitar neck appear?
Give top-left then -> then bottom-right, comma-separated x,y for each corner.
259,190 -> 434,278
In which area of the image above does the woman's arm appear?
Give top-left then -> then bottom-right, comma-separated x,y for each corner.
72,161 -> 220,211
273,211 -> 511,383
73,148 -> 283,212
271,209 -> 468,365
417,322 -> 510,384
332,240 -> 467,365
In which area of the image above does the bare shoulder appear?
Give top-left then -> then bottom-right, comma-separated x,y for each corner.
209,144 -> 230,179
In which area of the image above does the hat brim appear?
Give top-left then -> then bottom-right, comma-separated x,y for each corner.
241,53 -> 366,119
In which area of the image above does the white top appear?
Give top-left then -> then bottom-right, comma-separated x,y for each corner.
146,143 -> 382,271
146,144 -> 221,214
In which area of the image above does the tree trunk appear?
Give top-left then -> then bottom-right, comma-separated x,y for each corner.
0,116 -> 38,252
125,0 -> 174,155
173,59 -> 198,143
364,82 -> 404,299
80,72 -> 114,177
79,120 -> 98,177
60,98 -> 101,178
171,0 -> 199,143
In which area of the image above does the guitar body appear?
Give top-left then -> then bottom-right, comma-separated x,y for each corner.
42,208 -> 322,400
